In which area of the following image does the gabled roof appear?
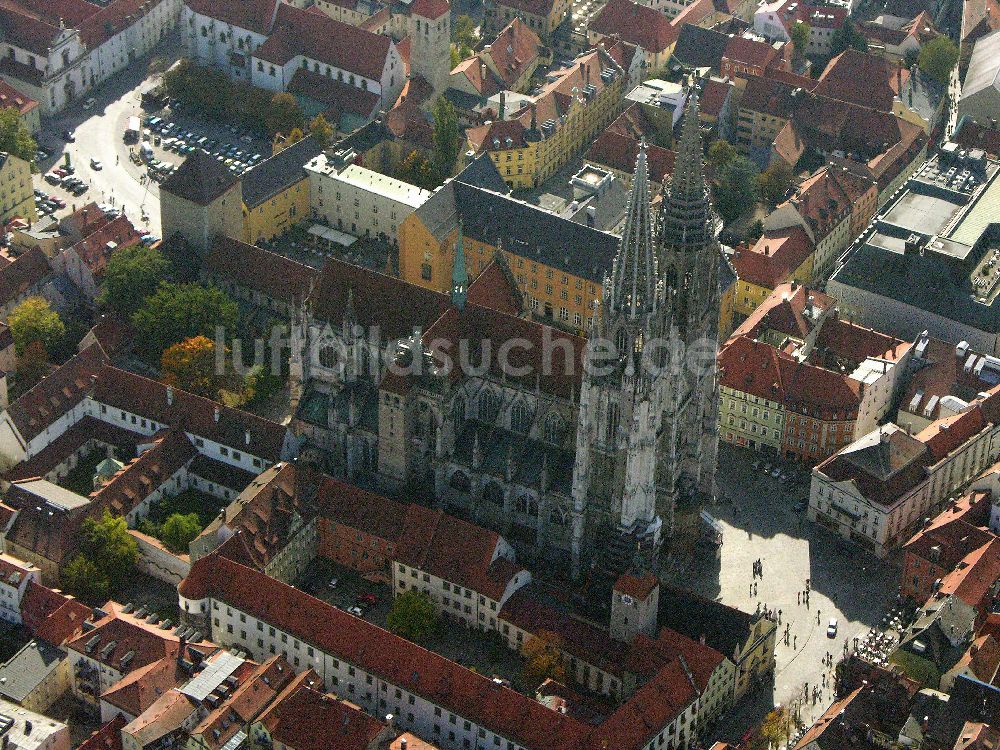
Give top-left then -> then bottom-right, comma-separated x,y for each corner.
257,680 -> 388,750
204,237 -> 320,305
671,24 -> 730,69
160,151 -> 239,207
5,343 -> 106,443
0,78 -> 36,115
590,0 -> 677,53
486,19 -> 542,89
585,129 -> 676,185
184,0 -> 280,35
241,135 -> 322,209
962,29 -> 1000,101
815,49 -> 908,112
254,4 -> 393,81
67,214 -> 144,280
90,366 -> 289,461
0,246 -> 50,309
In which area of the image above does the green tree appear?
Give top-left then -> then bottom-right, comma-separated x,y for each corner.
386,591 -> 439,642
309,114 -> 335,148
713,156 -> 760,222
132,283 -> 238,359
398,150 -> 438,191
267,92 -> 304,136
790,21 -> 811,57
757,160 -> 794,206
99,244 -> 170,317
159,512 -> 202,553
453,14 -> 479,49
831,20 -> 867,55
904,47 -> 920,69
707,139 -> 737,169
62,555 -> 110,604
917,36 -> 958,85
244,364 -> 282,405
9,297 -> 65,356
750,707 -> 791,750
521,630 -> 567,686
0,107 -> 36,162
78,509 -> 139,594
432,96 -> 461,181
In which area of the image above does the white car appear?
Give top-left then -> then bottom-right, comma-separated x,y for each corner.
827,618 -> 838,638
347,606 -> 363,617
328,577 -> 338,588
83,97 -> 96,110
90,158 -> 103,170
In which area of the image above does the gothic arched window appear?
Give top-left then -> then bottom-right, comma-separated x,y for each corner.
453,395 -> 466,423
549,508 -> 568,526
319,345 -> 340,370
607,401 -> 620,443
479,389 -> 502,424
544,413 -> 564,444
510,400 -> 533,434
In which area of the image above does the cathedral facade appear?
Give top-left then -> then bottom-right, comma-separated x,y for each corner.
290,94 -> 721,580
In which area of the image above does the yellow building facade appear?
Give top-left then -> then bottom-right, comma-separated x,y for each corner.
242,177 -> 310,245
466,48 -> 627,191
0,153 -> 35,225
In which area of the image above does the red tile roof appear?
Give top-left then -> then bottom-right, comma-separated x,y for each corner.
255,4 -> 393,81
486,19 -> 543,89
395,505 -> 526,601
5,416 -> 141,483
78,716 -> 126,750
0,246 -> 50,309
204,237 -> 320,306
614,572 -> 659,601
590,0 -> 677,53
182,552 -> 702,750
5,344 -> 107,443
723,35 -> 779,69
730,225 -> 813,288
411,0 -> 450,18
20,580 -> 92,644
287,69 -> 382,119
180,553 -> 591,750
184,0 -> 280,35
90,365 -> 289,462
0,78 -> 35,115
258,681 -> 388,750
68,215 -> 144,280
935,537 -> 1000,610
466,255 -> 523,317
815,49 -> 909,112
585,129 -> 676,184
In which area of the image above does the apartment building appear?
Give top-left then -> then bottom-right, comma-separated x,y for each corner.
720,284 -> 913,463
0,153 -> 35,227
464,47 -> 628,190
306,149 -> 432,241
810,386 -> 1000,556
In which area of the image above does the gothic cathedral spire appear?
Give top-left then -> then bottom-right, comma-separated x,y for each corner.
659,91 -> 712,253
608,141 -> 658,320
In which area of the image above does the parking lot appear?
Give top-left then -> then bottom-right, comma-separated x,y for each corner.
137,108 -> 270,184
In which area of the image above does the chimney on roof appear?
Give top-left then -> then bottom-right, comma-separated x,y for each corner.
499,90 -> 506,120
213,406 -> 220,423
244,429 -> 250,446
166,385 -> 174,406
401,739 -> 408,750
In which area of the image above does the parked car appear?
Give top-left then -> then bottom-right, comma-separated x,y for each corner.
792,499 -> 808,512
82,97 -> 96,110
44,173 -> 61,185
357,593 -> 377,607
140,235 -> 160,246
35,149 -> 49,161
61,129 -> 75,142
90,158 -> 103,170
827,618 -> 838,638
347,606 -> 364,617
770,466 -> 782,478
328,577 -> 338,589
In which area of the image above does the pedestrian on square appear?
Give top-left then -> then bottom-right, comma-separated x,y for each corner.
817,610 -> 821,624
794,635 -> 798,648
798,592 -> 801,605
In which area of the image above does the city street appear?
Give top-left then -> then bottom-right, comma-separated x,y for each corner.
674,445 -> 897,740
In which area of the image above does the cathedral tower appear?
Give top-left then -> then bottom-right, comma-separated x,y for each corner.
571,92 -> 721,580
408,0 -> 451,99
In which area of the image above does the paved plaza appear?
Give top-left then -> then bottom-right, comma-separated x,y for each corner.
670,445 -> 899,740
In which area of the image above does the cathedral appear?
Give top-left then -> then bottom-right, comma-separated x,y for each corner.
290,93 -> 721,580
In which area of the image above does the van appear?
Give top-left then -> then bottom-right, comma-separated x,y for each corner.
139,143 -> 154,162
